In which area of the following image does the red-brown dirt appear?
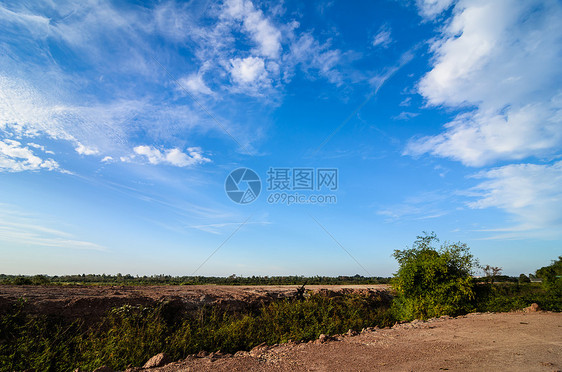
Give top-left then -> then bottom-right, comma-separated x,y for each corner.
141,311 -> 562,372
0,284 -> 390,320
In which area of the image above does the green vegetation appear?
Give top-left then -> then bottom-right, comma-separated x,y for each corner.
391,232 -> 477,320
0,274 -> 390,286
0,234 -> 560,371
0,292 -> 393,371
473,282 -> 562,312
536,256 -> 562,296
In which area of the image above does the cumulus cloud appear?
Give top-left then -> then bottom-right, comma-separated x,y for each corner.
132,145 -> 211,167
229,56 -> 268,85
0,139 -> 61,172
75,143 -> 99,155
406,0 -> 562,166
468,161 -> 562,236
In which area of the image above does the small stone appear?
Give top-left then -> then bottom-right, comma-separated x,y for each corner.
143,353 -> 171,368
525,303 -> 541,312
196,350 -> 209,358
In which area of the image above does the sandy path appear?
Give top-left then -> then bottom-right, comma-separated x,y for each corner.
145,312 -> 562,372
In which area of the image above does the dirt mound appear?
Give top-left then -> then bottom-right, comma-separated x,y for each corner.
0,284 -> 390,322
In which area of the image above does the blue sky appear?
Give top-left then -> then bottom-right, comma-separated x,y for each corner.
1,0 -> 561,277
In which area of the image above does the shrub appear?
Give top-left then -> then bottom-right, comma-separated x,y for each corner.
518,274 -> 531,284
391,232 -> 477,320
536,256 -> 562,296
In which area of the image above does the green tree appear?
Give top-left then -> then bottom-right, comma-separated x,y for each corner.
391,232 -> 477,320
536,256 -> 562,295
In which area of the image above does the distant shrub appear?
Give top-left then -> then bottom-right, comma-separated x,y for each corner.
518,274 -> 531,284
391,232 -> 477,320
11,277 -> 32,285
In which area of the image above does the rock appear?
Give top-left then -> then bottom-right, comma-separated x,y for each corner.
525,303 -> 541,312
143,353 -> 171,368
315,334 -> 331,344
196,350 -> 209,358
250,343 -> 269,357
93,367 -> 114,372
209,351 -> 226,360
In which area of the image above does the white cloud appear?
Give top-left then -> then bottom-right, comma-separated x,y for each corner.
179,73 -> 214,96
0,139 -> 61,172
468,161 -> 562,236
372,26 -> 392,48
288,33 -> 343,85
101,156 -> 113,163
407,0 -> 562,166
75,142 -> 99,155
229,56 -> 268,86
223,0 -> 282,59
132,145 -> 211,167
415,0 -> 454,19
27,142 -> 55,154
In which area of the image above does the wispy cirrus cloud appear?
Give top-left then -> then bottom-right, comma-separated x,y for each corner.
0,205 -> 105,250
467,160 -> 562,238
372,25 -> 393,48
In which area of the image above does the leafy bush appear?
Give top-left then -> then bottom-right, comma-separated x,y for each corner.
391,232 -> 477,320
474,282 -> 562,312
536,256 -> 562,296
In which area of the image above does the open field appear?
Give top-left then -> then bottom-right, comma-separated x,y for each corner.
143,311 -> 562,372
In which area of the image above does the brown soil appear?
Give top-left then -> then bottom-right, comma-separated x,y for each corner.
141,312 -> 562,372
0,284 -> 390,320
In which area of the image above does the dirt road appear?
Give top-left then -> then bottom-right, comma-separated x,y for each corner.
144,312 -> 562,372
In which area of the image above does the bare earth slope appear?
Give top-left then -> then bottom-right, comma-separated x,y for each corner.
147,312 -> 562,372
0,284 -> 389,320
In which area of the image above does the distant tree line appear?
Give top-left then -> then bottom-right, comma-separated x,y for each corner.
0,273 -> 391,286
